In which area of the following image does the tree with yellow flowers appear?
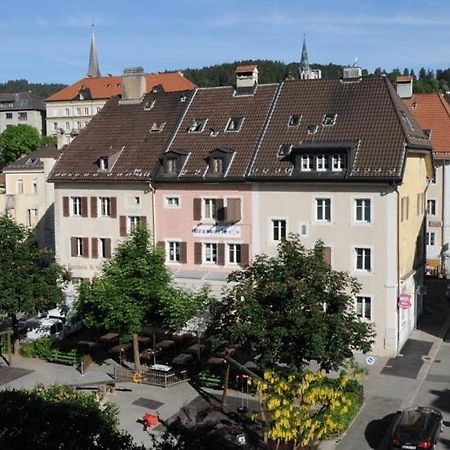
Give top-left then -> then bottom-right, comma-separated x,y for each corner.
256,368 -> 362,450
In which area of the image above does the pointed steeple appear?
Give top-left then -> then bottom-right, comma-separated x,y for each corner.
87,24 -> 101,78
300,36 -> 310,73
299,35 -> 321,80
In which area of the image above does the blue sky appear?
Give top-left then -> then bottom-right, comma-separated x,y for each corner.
2,0 -> 450,84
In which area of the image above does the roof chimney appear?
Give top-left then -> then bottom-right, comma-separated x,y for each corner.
235,65 -> 258,89
121,67 -> 146,104
395,75 -> 413,99
342,66 -> 362,81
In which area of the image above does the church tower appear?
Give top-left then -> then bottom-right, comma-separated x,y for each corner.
87,26 -> 101,78
299,36 -> 321,80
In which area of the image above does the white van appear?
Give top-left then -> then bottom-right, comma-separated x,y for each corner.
46,307 -> 83,336
26,318 -> 64,341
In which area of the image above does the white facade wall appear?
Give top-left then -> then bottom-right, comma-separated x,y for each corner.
45,99 -> 106,144
253,182 -> 402,357
0,110 -> 44,134
54,182 -> 154,279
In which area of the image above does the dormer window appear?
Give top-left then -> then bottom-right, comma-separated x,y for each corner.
99,157 -> 109,171
205,148 -> 234,178
189,118 -> 207,133
300,155 -> 312,171
332,154 -> 345,171
288,114 -> 301,127
212,158 -> 224,174
307,124 -> 318,135
166,158 -> 178,174
225,117 -> 243,132
150,122 -> 166,133
322,113 -> 337,127
144,100 -> 156,110
316,155 -> 329,171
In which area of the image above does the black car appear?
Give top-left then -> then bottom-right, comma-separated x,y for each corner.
390,406 -> 443,449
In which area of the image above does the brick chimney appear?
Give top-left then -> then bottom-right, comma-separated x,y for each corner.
121,67 -> 146,104
396,75 -> 413,99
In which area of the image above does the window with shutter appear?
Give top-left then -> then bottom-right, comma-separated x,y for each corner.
226,198 -> 241,223
81,197 -> 88,217
180,242 -> 187,263
193,198 -> 202,220
91,238 -> 98,258
240,244 -> 250,267
215,199 -> 225,222
194,242 -> 202,264
82,237 -> 89,257
119,216 -> 127,236
110,197 -> 117,218
105,238 -> 112,258
217,243 -> 225,265
63,197 -> 69,217
90,197 -> 97,218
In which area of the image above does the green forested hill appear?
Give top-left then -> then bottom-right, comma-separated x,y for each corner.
0,79 -> 67,98
2,61 -> 450,97
182,60 -> 345,87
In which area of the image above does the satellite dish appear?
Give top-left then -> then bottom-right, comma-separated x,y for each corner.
352,57 -> 359,67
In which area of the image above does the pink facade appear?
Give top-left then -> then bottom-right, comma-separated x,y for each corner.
155,183 -> 252,273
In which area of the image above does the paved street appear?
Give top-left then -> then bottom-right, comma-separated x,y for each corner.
334,278 -> 450,450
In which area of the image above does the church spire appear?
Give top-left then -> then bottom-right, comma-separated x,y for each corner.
299,35 -> 321,80
87,23 -> 101,78
300,35 -> 310,73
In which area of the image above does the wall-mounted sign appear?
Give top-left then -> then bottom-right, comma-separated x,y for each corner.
398,294 -> 412,310
192,224 -> 241,238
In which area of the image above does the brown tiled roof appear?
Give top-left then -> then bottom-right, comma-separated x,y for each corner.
4,144 -> 62,171
162,84 -> 279,179
396,75 -> 413,83
46,73 -> 195,102
403,93 -> 450,157
48,91 -> 193,183
235,65 -> 257,73
249,76 -> 430,180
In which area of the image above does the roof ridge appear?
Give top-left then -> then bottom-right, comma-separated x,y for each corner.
437,93 -> 450,118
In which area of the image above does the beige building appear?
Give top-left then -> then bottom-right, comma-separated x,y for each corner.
2,145 -> 61,249
0,92 -> 46,135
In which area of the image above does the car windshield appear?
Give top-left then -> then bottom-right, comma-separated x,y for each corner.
397,409 -> 438,441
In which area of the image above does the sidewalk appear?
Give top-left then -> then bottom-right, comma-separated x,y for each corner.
330,278 -> 450,450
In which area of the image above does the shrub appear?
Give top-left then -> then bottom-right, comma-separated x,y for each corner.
19,337 -> 55,359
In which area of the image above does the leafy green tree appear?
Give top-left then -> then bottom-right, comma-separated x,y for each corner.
40,135 -> 57,146
0,124 -> 41,166
0,214 -> 69,341
0,384 -> 143,450
210,235 -> 374,372
78,226 -> 210,368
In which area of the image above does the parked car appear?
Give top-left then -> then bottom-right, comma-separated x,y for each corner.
390,406 -> 443,450
46,307 -> 83,336
26,318 -> 64,341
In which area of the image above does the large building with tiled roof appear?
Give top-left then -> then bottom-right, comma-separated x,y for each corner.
48,68 -> 194,279
49,66 -> 433,357
399,77 -> 450,276
45,68 -> 195,147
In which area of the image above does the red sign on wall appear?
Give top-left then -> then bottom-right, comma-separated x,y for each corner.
398,294 -> 412,310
